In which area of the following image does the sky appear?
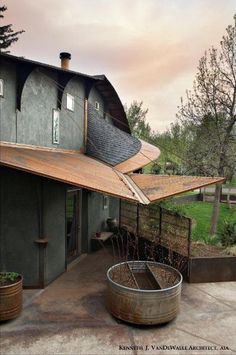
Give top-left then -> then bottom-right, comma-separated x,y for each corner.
3,0 -> 236,132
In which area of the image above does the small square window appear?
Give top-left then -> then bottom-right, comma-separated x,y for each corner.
52,109 -> 60,144
0,79 -> 4,97
95,101 -> 100,111
67,93 -> 74,111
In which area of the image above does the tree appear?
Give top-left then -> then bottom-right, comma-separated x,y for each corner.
153,121 -> 193,174
177,15 -> 236,236
125,101 -> 152,141
0,4 -> 24,52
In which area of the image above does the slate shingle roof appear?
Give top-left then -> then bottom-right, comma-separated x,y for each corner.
87,104 -> 141,166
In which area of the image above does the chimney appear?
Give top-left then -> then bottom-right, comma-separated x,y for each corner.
60,52 -> 71,70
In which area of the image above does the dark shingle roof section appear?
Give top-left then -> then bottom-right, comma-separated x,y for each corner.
87,104 -> 141,166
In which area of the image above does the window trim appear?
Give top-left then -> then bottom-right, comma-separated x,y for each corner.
52,109 -> 60,144
103,195 -> 109,210
66,93 -> 75,112
0,79 -> 4,97
95,101 -> 100,111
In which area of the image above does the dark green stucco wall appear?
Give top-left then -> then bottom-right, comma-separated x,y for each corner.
43,180 -> 66,285
17,69 -> 58,147
0,167 -> 66,287
87,192 -> 119,250
59,77 -> 85,150
0,58 -> 17,142
0,167 -> 40,286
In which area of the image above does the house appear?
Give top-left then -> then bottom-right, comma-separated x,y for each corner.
0,52 -> 224,288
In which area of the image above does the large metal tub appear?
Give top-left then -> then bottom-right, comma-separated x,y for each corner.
106,261 -> 182,325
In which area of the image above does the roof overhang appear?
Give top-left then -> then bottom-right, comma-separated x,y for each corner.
0,142 -> 139,203
0,142 -> 225,205
115,140 -> 161,173
130,174 -> 226,203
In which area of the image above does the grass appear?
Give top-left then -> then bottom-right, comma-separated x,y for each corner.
223,177 -> 236,188
168,201 -> 236,244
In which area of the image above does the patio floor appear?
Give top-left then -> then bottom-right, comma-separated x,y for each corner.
1,248 -> 236,355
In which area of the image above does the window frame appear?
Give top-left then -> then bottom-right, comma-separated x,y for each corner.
95,101 -> 100,111
0,79 -> 4,97
103,195 -> 109,210
66,93 -> 75,111
52,109 -> 60,144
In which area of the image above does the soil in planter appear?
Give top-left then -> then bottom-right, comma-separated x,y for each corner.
110,263 -> 180,290
148,264 -> 180,288
190,242 -> 228,257
110,263 -> 138,289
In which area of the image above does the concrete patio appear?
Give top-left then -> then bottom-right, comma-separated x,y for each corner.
1,248 -> 236,355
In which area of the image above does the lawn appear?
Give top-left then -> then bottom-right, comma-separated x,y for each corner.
169,201 -> 236,244
223,177 -> 236,188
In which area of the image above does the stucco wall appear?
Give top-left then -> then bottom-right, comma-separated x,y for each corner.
0,167 -> 66,287
0,59 -> 17,142
60,77 -> 85,150
17,69 -> 58,147
43,179 -> 66,284
87,191 -> 119,250
0,167 -> 40,286
88,87 -> 105,118
0,60 -> 112,150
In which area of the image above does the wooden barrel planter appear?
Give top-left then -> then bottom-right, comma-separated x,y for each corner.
0,273 -> 23,321
106,261 -> 182,325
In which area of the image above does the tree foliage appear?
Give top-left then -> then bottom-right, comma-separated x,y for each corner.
177,16 -> 236,178
152,121 -> 193,174
125,101 -> 152,141
0,4 -> 24,52
177,15 -> 236,235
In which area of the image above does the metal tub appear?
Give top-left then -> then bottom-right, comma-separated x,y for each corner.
106,261 -> 182,325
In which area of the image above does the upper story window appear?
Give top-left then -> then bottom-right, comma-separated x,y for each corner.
52,109 -> 60,144
67,93 -> 74,111
0,79 -> 4,97
95,101 -> 100,111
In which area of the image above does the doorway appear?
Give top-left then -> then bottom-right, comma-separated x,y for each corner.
66,189 -> 81,264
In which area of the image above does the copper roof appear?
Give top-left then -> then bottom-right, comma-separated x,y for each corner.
130,174 -> 226,202
115,140 -> 161,173
0,142 -> 225,204
0,142 -> 138,202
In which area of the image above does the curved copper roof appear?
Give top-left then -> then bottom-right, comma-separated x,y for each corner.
115,140 -> 161,173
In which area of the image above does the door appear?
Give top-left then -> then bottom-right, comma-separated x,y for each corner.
66,189 -> 81,263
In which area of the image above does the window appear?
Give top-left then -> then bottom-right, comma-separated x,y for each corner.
95,101 -> 100,111
52,109 -> 60,144
67,93 -> 74,111
0,79 -> 4,97
103,195 -> 109,210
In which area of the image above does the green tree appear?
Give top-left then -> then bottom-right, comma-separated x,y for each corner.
177,15 -> 236,236
125,101 -> 152,141
0,4 -> 24,52
152,121 -> 193,174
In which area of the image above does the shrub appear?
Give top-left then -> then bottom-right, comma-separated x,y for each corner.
220,220 -> 236,247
